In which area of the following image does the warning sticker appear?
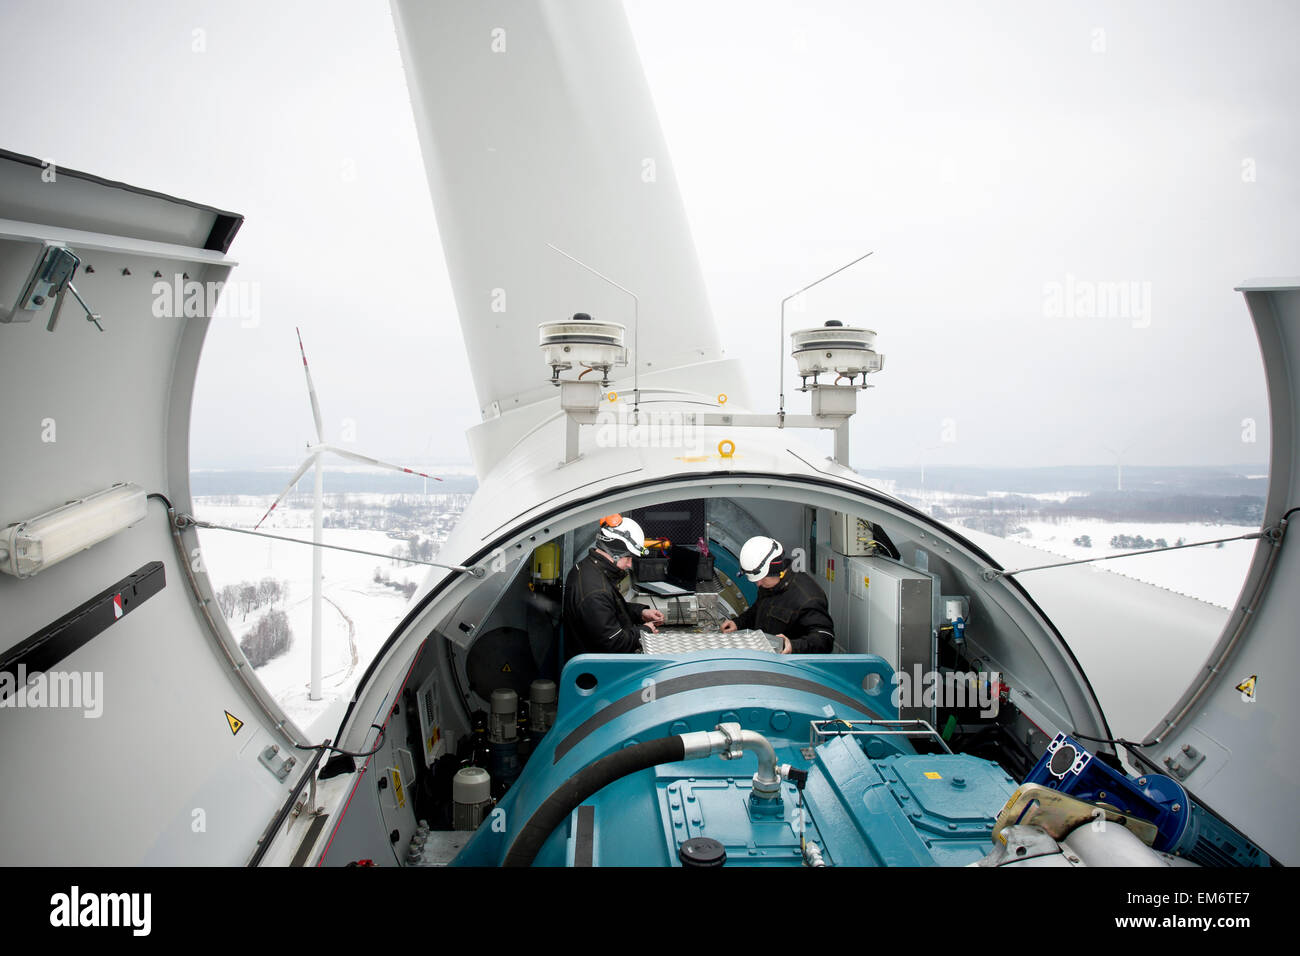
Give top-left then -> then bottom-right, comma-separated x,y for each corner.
113,594 -> 124,619
225,711 -> 244,735
501,662 -> 512,673
390,768 -> 406,809
923,771 -> 942,780
1236,675 -> 1257,702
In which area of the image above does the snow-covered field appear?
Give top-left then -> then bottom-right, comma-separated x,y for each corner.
872,485 -> 1259,609
997,518 -> 1257,609
195,496 -> 448,739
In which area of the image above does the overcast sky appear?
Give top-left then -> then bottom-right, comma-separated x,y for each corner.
2,0 -> 1294,472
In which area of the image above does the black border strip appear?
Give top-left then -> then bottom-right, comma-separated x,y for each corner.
573,806 -> 595,866
288,810 -> 330,868
0,561 -> 165,699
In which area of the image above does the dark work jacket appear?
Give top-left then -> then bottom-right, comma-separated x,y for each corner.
731,571 -> 835,653
562,549 -> 649,660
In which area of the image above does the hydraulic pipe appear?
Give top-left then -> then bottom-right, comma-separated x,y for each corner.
680,723 -> 782,798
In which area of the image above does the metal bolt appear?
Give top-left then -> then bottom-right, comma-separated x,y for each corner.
32,295 -> 45,306
1172,803 -> 1181,812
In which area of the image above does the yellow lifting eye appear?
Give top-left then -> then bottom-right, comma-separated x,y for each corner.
717,439 -> 736,458
717,393 -> 728,405
607,391 -> 618,402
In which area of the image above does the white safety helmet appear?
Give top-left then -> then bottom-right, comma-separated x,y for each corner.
596,514 -> 647,558
738,536 -> 785,582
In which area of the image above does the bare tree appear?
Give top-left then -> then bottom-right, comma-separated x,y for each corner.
256,577 -> 275,608
239,608 -> 293,668
217,584 -> 239,617
238,584 -> 258,620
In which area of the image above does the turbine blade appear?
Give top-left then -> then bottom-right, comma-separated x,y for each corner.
296,326 -> 325,444
324,445 -> 442,480
253,456 -> 316,529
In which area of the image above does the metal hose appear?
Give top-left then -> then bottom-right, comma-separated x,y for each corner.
501,723 -> 783,866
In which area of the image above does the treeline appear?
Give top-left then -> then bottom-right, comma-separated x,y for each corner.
240,609 -> 292,668
957,514 -> 1029,537
395,535 -> 436,562
1043,493 -> 1263,524
216,578 -> 288,621
374,567 -> 418,599
1109,534 -> 1187,550
320,493 -> 471,531
934,492 -> 1264,528
216,578 -> 294,668
193,492 -> 472,538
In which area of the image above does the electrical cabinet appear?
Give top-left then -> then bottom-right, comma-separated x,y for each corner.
847,556 -> 936,723
830,510 -> 874,556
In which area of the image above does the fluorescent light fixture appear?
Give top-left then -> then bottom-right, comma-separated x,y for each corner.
0,483 -> 148,579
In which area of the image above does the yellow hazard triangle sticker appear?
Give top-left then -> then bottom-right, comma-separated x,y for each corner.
1236,675 -> 1257,701
225,711 -> 244,735
501,663 -> 512,673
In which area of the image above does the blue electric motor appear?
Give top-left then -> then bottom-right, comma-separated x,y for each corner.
1023,733 -> 1267,866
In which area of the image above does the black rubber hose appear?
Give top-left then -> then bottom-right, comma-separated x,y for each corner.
502,735 -> 686,867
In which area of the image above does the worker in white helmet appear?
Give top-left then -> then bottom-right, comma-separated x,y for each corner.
721,536 -> 834,653
562,514 -> 666,660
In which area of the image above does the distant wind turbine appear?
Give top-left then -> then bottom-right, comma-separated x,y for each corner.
255,327 -> 440,700
1102,442 -> 1132,492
